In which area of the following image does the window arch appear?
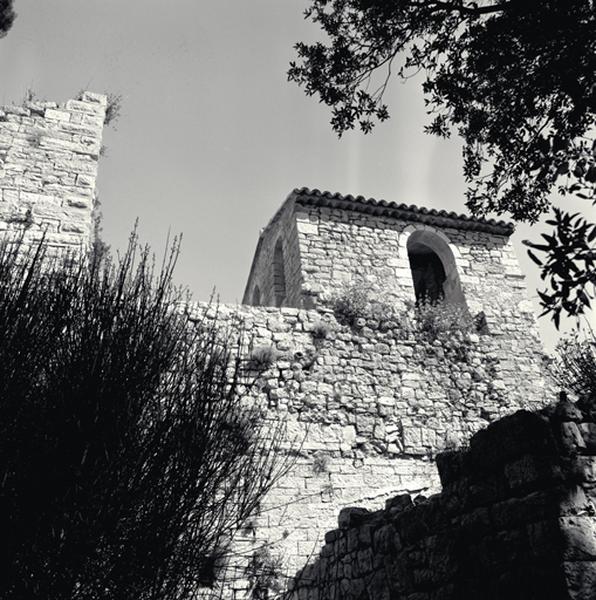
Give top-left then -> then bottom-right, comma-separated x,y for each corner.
406,229 -> 465,305
272,239 -> 287,307
251,285 -> 261,306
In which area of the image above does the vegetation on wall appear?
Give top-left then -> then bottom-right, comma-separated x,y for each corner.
410,298 -> 473,342
0,234 -> 288,600
331,280 -> 474,342
245,547 -> 285,600
330,279 -> 397,326
289,0 -> 595,324
248,344 -> 280,371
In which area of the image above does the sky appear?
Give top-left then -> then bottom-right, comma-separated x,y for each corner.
0,0 -> 592,351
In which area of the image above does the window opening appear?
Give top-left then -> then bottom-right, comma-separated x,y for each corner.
272,239 -> 286,307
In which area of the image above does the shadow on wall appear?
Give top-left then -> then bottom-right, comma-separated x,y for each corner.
287,394 -> 596,600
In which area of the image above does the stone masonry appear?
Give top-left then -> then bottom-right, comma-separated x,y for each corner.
213,187 -> 553,592
0,91 -> 105,255
186,293 -> 553,593
288,394 -> 596,600
0,93 -> 559,597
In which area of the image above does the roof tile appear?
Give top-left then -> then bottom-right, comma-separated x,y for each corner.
292,187 -> 514,235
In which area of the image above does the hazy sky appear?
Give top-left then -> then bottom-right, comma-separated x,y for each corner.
1,0 -> 592,351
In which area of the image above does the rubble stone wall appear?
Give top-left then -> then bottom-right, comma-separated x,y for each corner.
288,396 -> 596,600
186,301 -> 553,584
0,92 -> 106,256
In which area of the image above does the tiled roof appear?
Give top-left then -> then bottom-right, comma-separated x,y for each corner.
291,187 -> 515,236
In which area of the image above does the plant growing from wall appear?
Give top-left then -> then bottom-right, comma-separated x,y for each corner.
331,280 -> 396,327
104,92 -> 123,128
311,451 -> 330,475
245,547 -> 285,600
0,234 -> 288,600
248,345 -> 280,371
27,127 -> 44,148
410,298 -> 473,342
311,320 -> 332,342
90,193 -> 109,261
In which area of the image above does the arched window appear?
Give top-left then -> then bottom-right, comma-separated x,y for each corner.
272,239 -> 286,307
251,285 -> 261,306
407,229 -> 465,305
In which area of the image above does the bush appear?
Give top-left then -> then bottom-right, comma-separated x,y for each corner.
411,298 -> 473,341
555,333 -> 596,403
248,344 -> 279,371
0,234 -> 287,600
311,320 -> 332,341
331,280 -> 395,326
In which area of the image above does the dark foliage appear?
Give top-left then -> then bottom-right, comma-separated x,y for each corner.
0,0 -> 15,38
524,208 -> 596,327
0,235 -> 287,599
289,0 -> 595,324
555,333 -> 596,403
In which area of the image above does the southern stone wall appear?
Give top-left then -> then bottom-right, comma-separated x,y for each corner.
0,92 -> 105,256
186,301 -> 553,590
288,395 -> 596,600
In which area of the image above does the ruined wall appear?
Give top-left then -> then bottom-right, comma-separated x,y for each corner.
288,395 -> 596,600
0,92 -> 106,255
186,301 -> 553,586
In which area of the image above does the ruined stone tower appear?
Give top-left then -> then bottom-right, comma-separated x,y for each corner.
0,92 -> 106,254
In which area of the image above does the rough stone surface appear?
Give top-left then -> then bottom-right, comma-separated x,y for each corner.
288,397 -> 596,600
0,92 -> 105,256
185,301 -> 554,591
0,98 -> 562,598
197,188 -> 556,595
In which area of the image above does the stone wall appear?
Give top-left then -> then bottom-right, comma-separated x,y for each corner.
0,92 -> 106,256
186,301 -> 553,590
244,199 -> 304,307
293,201 -> 532,331
242,192 -> 547,408
288,395 -> 596,600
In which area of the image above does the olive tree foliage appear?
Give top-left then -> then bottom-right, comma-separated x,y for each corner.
555,333 -> 596,404
0,0 -> 15,37
288,0 -> 595,325
0,235 -> 288,600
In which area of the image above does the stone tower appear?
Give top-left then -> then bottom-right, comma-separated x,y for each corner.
243,188 -> 538,342
0,91 -> 106,256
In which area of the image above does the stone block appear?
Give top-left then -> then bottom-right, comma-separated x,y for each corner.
44,108 -> 71,122
561,516 -> 596,560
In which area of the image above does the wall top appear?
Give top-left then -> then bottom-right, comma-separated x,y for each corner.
290,187 -> 515,236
